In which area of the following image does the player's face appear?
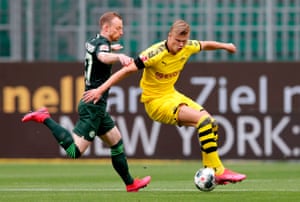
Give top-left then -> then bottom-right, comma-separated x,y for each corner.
167,32 -> 189,54
107,17 -> 123,42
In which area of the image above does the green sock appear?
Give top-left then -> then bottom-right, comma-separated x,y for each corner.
44,118 -> 80,158
111,140 -> 134,185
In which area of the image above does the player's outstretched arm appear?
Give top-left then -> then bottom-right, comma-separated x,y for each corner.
111,44 -> 123,51
200,41 -> 236,53
98,52 -> 133,66
83,62 -> 138,104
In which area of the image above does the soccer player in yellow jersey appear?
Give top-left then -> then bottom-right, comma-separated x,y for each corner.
83,19 -> 246,185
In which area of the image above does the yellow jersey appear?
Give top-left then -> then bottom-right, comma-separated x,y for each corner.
137,40 -> 201,102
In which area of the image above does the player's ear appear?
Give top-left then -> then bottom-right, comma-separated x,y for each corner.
102,23 -> 110,32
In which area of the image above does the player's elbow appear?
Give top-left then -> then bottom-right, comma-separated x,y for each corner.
123,63 -> 138,74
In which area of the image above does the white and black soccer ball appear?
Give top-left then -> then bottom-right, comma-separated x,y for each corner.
194,168 -> 216,192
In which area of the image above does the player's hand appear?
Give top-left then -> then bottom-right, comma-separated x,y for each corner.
82,89 -> 101,104
226,43 -> 236,53
111,44 -> 123,51
118,54 -> 133,66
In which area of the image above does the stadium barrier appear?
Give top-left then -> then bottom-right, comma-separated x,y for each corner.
0,62 -> 299,160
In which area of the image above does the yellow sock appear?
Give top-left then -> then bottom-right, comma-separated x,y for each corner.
201,151 -> 212,168
206,151 -> 224,175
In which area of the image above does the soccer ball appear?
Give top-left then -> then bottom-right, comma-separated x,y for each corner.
194,168 -> 216,192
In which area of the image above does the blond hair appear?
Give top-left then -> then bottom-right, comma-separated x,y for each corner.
99,11 -> 122,28
169,19 -> 190,36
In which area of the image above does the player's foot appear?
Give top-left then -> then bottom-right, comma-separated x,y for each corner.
22,107 -> 50,123
215,168 -> 246,185
126,176 -> 151,192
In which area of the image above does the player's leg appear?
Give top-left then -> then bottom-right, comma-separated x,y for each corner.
100,126 -> 134,185
176,105 -> 224,170
99,126 -> 151,192
143,94 -> 223,177
142,92 -> 245,184
143,91 -> 220,169
177,105 -> 246,184
195,111 -> 246,184
194,110 -> 224,174
22,107 -> 82,158
145,91 -> 246,185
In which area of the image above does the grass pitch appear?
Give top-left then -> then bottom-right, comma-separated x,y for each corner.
0,159 -> 299,202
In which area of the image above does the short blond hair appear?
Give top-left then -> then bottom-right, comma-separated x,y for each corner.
99,11 -> 122,28
169,19 -> 190,36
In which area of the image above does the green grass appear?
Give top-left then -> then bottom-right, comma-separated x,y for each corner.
0,159 -> 299,202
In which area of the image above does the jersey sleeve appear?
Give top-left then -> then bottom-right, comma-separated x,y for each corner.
186,40 -> 201,53
85,42 -> 96,54
85,38 -> 110,55
134,42 -> 165,69
134,50 -> 155,70
95,43 -> 110,55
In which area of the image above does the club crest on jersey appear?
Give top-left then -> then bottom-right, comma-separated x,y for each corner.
140,55 -> 148,62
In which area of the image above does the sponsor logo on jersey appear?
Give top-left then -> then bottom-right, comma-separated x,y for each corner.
99,45 -> 109,52
155,71 -> 179,79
